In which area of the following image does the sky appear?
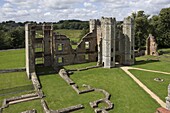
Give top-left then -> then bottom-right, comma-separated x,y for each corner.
0,0 -> 170,22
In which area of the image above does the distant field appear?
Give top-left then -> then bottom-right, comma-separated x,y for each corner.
55,29 -> 83,43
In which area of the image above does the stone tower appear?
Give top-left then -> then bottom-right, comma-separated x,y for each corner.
123,17 -> 135,65
101,17 -> 116,68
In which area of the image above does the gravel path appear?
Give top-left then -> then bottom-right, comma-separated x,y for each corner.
120,66 -> 167,108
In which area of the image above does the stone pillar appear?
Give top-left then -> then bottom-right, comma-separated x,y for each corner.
43,24 -> 53,67
89,19 -> 97,33
96,20 -> 102,66
25,23 -> 35,79
123,17 -> 135,65
166,84 -> 170,110
101,17 -> 116,68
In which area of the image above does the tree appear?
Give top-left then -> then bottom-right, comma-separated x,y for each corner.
157,7 -> 170,47
6,27 -> 25,49
132,11 -> 150,49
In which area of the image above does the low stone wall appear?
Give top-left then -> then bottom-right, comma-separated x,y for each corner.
2,93 -> 40,108
0,72 -> 44,113
59,69 -> 94,94
59,69 -> 75,85
89,88 -> 113,113
41,99 -> 84,113
0,68 -> 26,74
68,65 -> 102,72
41,99 -> 50,113
21,109 -> 37,113
58,68 -> 113,113
31,72 -> 41,90
71,84 -> 94,94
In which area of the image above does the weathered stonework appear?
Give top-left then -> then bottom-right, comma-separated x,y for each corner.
101,17 -> 116,68
145,34 -> 159,56
21,109 -> 37,113
92,17 -> 135,68
41,99 -> 84,113
25,16 -> 135,77
166,84 -> 170,110
0,68 -> 25,74
59,69 -> 95,94
58,67 -> 113,112
89,88 -> 113,113
122,17 -> 135,65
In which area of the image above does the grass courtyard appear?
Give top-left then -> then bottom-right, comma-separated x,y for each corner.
134,48 -> 170,72
0,49 -> 25,69
0,48 -> 170,112
0,72 -> 34,107
129,70 -> 170,101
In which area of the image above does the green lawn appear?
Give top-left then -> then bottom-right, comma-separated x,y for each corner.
69,68 -> 160,113
2,48 -> 170,113
0,49 -> 25,69
3,66 -> 160,113
129,69 -> 170,101
134,48 -> 170,72
0,72 -> 31,89
3,100 -> 43,113
0,72 -> 34,108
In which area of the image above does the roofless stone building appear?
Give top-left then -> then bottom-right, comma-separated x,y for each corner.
25,16 -> 135,78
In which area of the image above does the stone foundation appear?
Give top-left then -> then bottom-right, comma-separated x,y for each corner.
0,68 -> 26,74
21,109 -> 37,113
41,99 -> 84,113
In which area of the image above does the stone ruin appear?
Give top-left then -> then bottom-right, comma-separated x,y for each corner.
166,84 -> 170,110
25,16 -> 135,78
156,84 -> 170,113
58,68 -> 113,113
145,34 -> 159,56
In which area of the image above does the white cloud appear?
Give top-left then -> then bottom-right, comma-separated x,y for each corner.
0,0 -> 170,22
84,2 -> 92,7
44,12 -> 51,16
16,10 -> 29,16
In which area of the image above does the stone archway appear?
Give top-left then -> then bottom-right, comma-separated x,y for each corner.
115,55 -> 122,64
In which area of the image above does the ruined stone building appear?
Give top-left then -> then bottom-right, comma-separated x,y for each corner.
25,17 -> 135,78
145,34 -> 159,56
92,17 -> 135,68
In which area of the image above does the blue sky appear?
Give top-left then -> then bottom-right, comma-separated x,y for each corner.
0,0 -> 170,22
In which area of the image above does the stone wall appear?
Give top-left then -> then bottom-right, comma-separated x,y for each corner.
25,16 -> 135,76
145,34 -> 159,56
53,31 -> 97,68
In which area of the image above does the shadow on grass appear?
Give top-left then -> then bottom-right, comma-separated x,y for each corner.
134,59 -> 160,66
35,66 -> 57,76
